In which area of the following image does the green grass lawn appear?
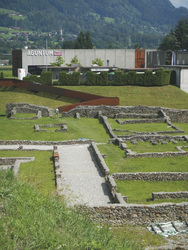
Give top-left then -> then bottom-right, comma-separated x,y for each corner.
126,141 -> 188,153
116,180 -> 188,204
0,151 -> 55,195
61,85 -> 188,109
13,113 -> 37,118
97,143 -> 188,173
0,86 -> 79,114
0,116 -> 109,143
109,119 -> 176,133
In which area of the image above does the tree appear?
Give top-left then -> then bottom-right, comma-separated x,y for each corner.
175,18 -> 188,50
158,28 -> 181,64
92,58 -> 103,66
75,31 -> 94,49
50,56 -> 65,66
71,55 -> 81,65
158,32 -> 180,51
66,55 -> 81,66
159,18 -> 188,52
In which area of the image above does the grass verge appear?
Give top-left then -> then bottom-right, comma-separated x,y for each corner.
0,170 -> 138,250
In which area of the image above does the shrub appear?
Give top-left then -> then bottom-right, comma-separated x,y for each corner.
23,75 -> 42,83
0,72 -> 4,79
96,72 -> 108,86
85,71 -> 97,85
59,71 -> 80,85
41,71 -> 52,85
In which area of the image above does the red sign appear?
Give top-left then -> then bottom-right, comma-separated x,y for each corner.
54,51 -> 62,56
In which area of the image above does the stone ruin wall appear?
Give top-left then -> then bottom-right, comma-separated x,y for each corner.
2,104 -> 188,225
62,105 -> 188,123
6,103 -> 54,117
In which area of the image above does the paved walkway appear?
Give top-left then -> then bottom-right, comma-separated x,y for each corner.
0,143 -> 113,207
57,144 -> 113,207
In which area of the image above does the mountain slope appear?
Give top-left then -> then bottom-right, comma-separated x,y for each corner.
0,0 -> 188,49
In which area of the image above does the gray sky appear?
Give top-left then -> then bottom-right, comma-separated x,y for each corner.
170,0 -> 188,9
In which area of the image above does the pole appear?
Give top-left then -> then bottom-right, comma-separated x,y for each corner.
46,39 -> 48,71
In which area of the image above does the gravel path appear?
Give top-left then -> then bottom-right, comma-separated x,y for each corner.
57,144 -> 113,207
0,145 -> 53,150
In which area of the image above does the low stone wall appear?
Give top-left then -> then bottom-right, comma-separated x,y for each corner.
89,202 -> 188,225
0,139 -> 93,146
6,103 -> 54,117
152,191 -> 188,200
53,146 -> 62,193
34,123 -> 68,132
10,109 -> 42,120
112,172 -> 188,181
62,105 -> 188,123
126,151 -> 188,158
0,157 -> 35,175
0,158 -> 17,165
118,135 -> 188,142
105,175 -> 126,204
99,115 -> 118,139
90,142 -> 110,176
116,118 -> 166,124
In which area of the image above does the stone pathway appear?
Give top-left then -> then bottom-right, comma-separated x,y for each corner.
0,143 -> 113,207
57,144 -> 113,207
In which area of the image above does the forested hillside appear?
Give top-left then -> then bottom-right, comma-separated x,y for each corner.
0,0 -> 188,55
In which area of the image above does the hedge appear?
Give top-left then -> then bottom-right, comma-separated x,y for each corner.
23,69 -> 172,87
0,72 -> 4,79
59,72 -> 80,85
114,69 -> 171,86
41,71 -> 52,85
23,71 -> 52,85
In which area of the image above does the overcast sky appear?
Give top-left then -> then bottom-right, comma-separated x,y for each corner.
170,0 -> 188,9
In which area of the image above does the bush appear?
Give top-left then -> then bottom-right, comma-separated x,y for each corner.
59,71 -> 80,85
97,72 -> 108,86
114,69 -> 172,86
85,71 -> 97,85
23,75 -> 42,83
0,72 -> 4,79
114,71 -> 126,86
41,71 -> 52,85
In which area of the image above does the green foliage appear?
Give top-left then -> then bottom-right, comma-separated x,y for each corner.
92,58 -> 104,66
75,31 -> 94,49
71,55 -> 81,65
85,71 -> 108,86
159,18 -> 188,63
175,17 -> 188,50
23,74 -> 42,83
50,56 -> 65,66
0,72 -> 4,79
114,69 -> 171,86
23,71 -> 52,85
41,71 -> 52,85
0,0 -> 188,57
97,71 -> 108,86
85,71 -> 97,85
59,71 -> 80,85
